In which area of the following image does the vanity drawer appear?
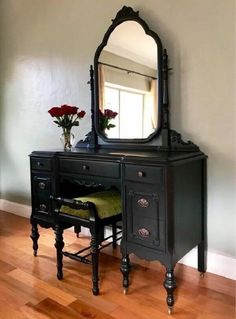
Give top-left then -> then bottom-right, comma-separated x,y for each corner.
59,159 -> 120,178
31,157 -> 52,171
124,164 -> 163,184
35,197 -> 51,214
33,176 -> 51,193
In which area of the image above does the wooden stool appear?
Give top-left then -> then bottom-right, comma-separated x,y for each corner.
52,189 -> 122,295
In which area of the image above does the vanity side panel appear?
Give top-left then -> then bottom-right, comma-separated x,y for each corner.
172,159 -> 203,262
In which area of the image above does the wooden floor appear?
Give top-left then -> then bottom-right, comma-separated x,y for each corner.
0,211 -> 235,319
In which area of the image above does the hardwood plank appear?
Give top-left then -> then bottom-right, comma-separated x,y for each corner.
0,299 -> 26,319
0,272 -> 45,306
20,304 -> 52,319
0,259 -> 16,273
28,298 -> 84,319
8,268 -> 77,306
69,299 -> 115,319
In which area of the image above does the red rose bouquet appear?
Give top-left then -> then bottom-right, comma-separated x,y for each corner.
48,104 -> 86,150
99,109 -> 118,132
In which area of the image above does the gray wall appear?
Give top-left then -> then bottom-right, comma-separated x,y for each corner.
0,0 -> 235,258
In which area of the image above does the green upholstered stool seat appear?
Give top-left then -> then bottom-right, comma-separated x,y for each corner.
60,189 -> 121,219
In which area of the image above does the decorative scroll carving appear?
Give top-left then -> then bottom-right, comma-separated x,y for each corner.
75,180 -> 102,188
113,6 -> 139,21
170,130 -> 199,150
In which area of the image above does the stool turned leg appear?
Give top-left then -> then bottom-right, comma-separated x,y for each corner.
91,234 -> 99,295
54,225 -> 64,280
120,255 -> 131,294
112,222 -> 117,248
163,268 -> 177,315
74,225 -> 81,238
30,222 -> 39,256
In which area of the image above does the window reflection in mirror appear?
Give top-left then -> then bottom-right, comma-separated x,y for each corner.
98,21 -> 158,139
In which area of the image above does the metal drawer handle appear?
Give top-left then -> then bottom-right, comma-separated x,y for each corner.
39,204 -> 47,211
37,161 -> 43,167
38,182 -> 46,190
137,198 -> 149,208
138,228 -> 150,238
82,165 -> 89,171
138,171 -> 144,178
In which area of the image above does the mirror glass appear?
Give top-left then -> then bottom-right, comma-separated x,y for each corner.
98,21 -> 159,139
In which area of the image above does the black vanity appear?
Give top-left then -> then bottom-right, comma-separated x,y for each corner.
30,6 -> 207,314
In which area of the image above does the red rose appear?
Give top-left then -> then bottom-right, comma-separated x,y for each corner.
61,104 -> 78,115
48,104 -> 85,130
78,110 -> 86,118
70,106 -> 79,115
104,109 -> 113,117
104,109 -> 118,119
48,107 -> 63,117
111,111 -> 118,119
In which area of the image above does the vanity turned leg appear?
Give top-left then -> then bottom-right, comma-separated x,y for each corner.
199,158 -> 207,278
163,268 -> 177,315
30,222 -> 40,256
54,225 -> 64,280
198,240 -> 206,277
91,233 -> 99,296
120,255 -> 131,294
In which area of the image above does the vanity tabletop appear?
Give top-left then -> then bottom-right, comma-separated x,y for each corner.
31,147 -> 206,165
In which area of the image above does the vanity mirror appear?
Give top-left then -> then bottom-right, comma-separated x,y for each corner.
94,6 -> 164,146
96,19 -> 161,140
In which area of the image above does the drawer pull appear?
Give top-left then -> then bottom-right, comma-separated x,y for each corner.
37,161 -> 43,167
39,204 -> 47,211
138,228 -> 150,238
38,182 -> 46,190
82,165 -> 89,171
137,198 -> 149,208
137,171 -> 144,178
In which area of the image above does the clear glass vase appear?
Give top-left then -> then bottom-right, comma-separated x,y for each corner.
60,128 -> 75,151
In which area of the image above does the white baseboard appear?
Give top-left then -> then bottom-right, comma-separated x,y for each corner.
1,199 -> 235,280
0,199 -> 31,218
179,248 -> 236,280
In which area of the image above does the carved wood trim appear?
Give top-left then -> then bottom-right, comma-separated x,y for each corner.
170,130 -> 199,150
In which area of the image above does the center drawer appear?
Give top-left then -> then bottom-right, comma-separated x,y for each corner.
59,159 -> 120,178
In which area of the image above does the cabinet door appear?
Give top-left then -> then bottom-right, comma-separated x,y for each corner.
125,182 -> 165,252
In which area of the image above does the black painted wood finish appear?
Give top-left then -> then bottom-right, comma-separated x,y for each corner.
30,148 -> 207,313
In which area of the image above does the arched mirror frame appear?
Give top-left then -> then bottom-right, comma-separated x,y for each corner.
93,6 -> 163,145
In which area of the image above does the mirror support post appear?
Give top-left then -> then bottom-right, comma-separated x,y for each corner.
161,49 -> 170,148
88,65 -> 98,148
75,66 -> 98,149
